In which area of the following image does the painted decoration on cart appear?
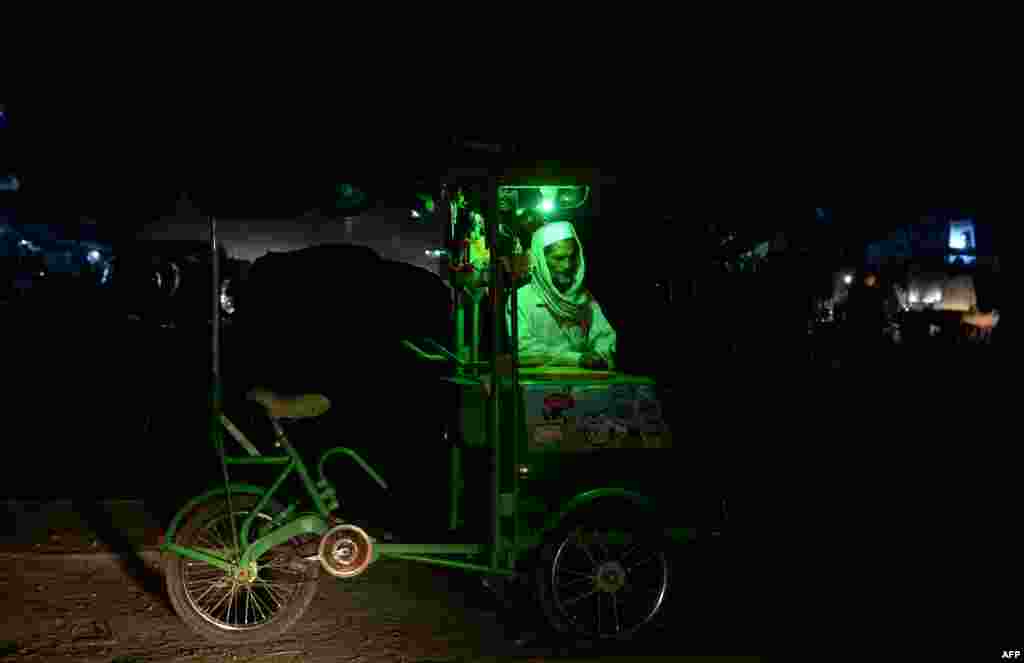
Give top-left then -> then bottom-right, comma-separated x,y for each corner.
525,386 -> 672,452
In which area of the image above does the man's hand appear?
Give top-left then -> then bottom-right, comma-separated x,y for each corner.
578,353 -> 609,370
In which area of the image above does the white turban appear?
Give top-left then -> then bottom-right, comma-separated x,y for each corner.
529,221 -> 590,322
535,221 -> 575,248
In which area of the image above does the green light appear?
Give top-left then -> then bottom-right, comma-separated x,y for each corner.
416,192 -> 435,214
539,199 -> 555,212
334,182 -> 367,211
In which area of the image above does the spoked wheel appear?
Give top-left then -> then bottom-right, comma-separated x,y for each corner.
536,516 -> 671,643
164,494 -> 320,645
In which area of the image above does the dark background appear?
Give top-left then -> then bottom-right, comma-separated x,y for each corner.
1,104 -> 690,526
1,101 -> 1008,545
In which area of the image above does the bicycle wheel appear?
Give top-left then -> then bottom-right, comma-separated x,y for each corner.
536,511 -> 671,643
163,494 -> 320,645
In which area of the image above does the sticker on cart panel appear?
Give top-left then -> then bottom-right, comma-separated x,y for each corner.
542,392 -> 575,419
532,422 -> 564,447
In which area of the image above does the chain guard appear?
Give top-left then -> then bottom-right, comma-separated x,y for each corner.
318,524 -> 374,578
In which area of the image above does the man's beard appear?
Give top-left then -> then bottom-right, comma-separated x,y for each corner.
551,270 -> 574,292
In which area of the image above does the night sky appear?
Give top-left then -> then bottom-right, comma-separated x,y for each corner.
4,102 -> 640,272
4,102 -> 492,267
2,101 -> 987,259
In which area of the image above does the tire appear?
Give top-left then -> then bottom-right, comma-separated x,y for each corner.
535,504 -> 671,644
163,494 -> 320,645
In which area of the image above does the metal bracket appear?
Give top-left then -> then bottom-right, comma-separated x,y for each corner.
221,414 -> 261,457
239,513 -> 328,567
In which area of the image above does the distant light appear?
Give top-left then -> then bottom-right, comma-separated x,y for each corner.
220,280 -> 235,314
411,210 -> 421,219
843,274 -> 853,285
949,219 -> 975,251
87,249 -> 101,264
539,199 -> 555,213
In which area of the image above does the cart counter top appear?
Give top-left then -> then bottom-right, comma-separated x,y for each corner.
443,368 -> 657,388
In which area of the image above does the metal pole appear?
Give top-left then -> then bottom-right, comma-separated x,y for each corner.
211,217 -> 220,381
508,228 -> 519,562
210,216 -> 237,556
443,183 -> 467,369
487,177 -> 503,570
441,182 -> 463,530
471,289 -> 483,365
448,425 -> 460,531
455,289 -> 465,368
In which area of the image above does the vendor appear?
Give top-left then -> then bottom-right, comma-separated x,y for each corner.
507,221 -> 617,370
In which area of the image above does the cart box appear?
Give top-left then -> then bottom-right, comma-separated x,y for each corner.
455,375 -> 671,452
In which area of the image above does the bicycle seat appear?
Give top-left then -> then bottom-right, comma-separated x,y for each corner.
246,387 -> 332,420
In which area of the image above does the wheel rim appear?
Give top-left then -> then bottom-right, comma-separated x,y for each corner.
181,509 -> 313,631
550,526 -> 669,639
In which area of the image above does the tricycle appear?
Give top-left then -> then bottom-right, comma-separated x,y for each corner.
159,168 -> 709,646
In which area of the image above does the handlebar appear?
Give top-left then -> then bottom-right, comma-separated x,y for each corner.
399,338 -> 521,375
400,338 -> 482,367
400,339 -> 449,363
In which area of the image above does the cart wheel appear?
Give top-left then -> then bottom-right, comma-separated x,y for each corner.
163,494 -> 320,645
536,510 -> 670,643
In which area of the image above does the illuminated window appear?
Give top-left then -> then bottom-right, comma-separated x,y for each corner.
948,219 -> 975,251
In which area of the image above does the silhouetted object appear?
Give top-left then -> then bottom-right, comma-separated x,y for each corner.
843,270 -> 889,367
226,244 -> 454,531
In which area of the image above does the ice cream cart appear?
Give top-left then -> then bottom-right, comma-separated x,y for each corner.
158,165 -> 712,646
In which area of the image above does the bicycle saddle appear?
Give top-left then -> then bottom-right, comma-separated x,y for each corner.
246,387 -> 332,420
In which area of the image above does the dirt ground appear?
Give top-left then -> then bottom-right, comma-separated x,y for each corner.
0,551 -> 513,663
0,550 -> 756,663
0,501 -> 760,662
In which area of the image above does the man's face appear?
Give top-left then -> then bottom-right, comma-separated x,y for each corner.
545,239 -> 578,292
864,274 -> 877,288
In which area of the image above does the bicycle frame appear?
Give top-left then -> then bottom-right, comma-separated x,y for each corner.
160,411 -> 504,576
